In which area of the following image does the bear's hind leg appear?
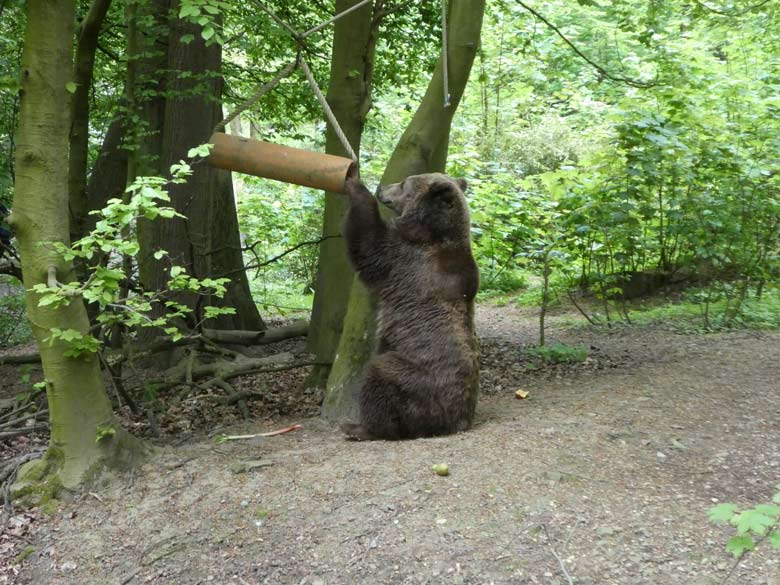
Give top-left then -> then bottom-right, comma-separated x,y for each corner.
357,364 -> 404,440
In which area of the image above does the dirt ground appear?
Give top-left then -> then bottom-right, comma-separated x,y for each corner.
3,304 -> 780,585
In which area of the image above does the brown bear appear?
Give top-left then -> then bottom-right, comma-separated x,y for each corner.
340,171 -> 480,440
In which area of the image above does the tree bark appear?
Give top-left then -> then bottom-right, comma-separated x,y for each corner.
136,6 -> 264,332
203,320 -> 308,345
10,0 -> 143,490
305,0 -> 379,389
68,0 -> 113,243
125,0 -> 168,181
84,117 -> 128,234
322,0 -> 485,422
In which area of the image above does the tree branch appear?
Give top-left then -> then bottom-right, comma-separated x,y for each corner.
212,235 -> 341,280
694,0 -> 773,16
514,0 -> 656,88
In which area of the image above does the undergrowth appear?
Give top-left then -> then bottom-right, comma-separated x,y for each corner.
0,287 -> 32,347
525,342 -> 588,365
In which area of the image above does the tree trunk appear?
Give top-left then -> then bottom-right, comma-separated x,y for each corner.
84,118 -> 128,234
125,0 -> 168,181
68,0 -> 113,244
306,0 -> 379,388
10,0 -> 143,491
136,7 -> 264,332
322,0 -> 485,421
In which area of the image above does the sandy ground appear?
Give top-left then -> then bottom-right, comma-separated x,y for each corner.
4,305 -> 780,585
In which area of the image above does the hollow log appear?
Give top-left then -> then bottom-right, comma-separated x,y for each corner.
207,132 -> 356,193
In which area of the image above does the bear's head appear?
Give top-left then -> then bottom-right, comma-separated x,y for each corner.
376,173 -> 470,243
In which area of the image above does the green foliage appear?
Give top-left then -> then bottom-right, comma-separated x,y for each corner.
4,0 -> 780,337
237,176 -> 323,312
445,0 -> 780,331
95,425 -> 117,443
31,155 -> 234,353
178,0 -> 227,45
479,268 -> 528,295
618,288 -> 780,333
0,286 -> 31,347
709,484 -> 780,558
526,342 -> 587,365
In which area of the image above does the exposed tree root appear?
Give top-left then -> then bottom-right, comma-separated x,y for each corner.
0,353 -> 42,365
202,320 -> 308,345
0,322 -> 309,368
136,353 -> 328,396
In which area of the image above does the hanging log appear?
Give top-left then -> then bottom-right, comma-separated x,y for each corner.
207,132 -> 356,193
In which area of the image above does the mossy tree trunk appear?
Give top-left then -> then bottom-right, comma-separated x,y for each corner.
306,0 -> 380,388
11,0 -> 143,491
322,0 -> 485,421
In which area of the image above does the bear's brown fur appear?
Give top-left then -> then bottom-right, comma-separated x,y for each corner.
340,172 -> 480,440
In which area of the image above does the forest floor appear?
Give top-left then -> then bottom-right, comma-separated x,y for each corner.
2,302 -> 780,585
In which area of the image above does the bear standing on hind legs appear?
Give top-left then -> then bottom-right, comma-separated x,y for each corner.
340,171 -> 480,441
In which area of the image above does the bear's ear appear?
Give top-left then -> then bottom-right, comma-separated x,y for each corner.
427,180 -> 456,199
456,178 -> 468,193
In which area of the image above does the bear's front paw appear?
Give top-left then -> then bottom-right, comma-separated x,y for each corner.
345,175 -> 372,200
340,422 -> 373,441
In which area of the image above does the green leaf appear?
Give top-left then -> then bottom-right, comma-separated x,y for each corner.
769,531 -> 780,549
178,3 -> 200,18
732,509 -> 775,535
754,504 -> 780,519
187,143 -> 212,158
710,503 -> 739,523
65,81 -> 77,94
726,534 -> 755,557
95,425 -> 116,443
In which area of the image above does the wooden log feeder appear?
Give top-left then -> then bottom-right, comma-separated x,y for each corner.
207,132 -> 356,194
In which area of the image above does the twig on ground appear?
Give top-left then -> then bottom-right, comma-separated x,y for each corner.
720,532 -> 770,585
567,289 -> 598,326
0,424 -> 49,440
542,524 -> 575,585
215,423 -> 302,443
206,388 -> 262,406
0,409 -> 48,432
210,378 -> 250,418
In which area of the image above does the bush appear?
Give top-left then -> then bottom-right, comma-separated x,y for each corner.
526,342 -> 587,364
479,267 -> 528,294
0,288 -> 31,347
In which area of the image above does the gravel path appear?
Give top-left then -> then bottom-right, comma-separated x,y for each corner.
7,306 -> 780,585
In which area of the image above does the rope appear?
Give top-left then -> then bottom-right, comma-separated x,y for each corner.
299,57 -> 358,162
253,1 -> 301,39
301,0 -> 374,39
213,0 -> 378,162
442,0 -> 451,107
213,60 -> 298,134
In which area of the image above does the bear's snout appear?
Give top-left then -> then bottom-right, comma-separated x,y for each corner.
376,187 -> 397,210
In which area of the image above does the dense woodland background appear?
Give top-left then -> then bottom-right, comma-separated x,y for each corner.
0,0 -> 779,567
